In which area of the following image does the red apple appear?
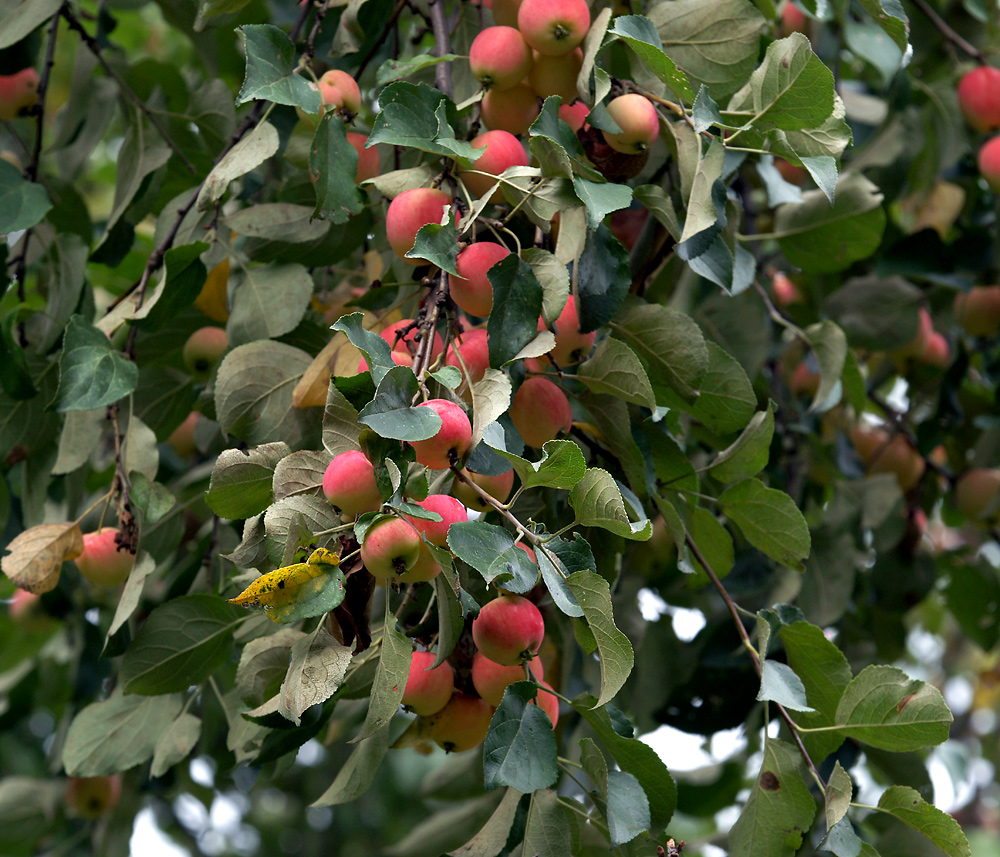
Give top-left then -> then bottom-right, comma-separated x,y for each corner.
517,0 -> 590,56
75,528 -> 135,586
445,328 -> 491,386
771,271 -> 803,306
386,187 -> 451,262
480,84 -> 541,137
166,412 -> 200,458
450,242 -> 510,316
379,319 -> 445,362
559,100 -> 590,131
460,130 -> 530,203
919,332 -> 950,368
603,94 -> 660,155
402,650 -> 455,715
471,649 -> 543,706
510,377 -> 573,448
323,449 -> 382,517
957,66 -> 1000,132
453,467 -> 516,510
954,286 -> 1000,337
473,593 -> 545,665
0,68 -> 39,121
978,135 -> 1000,193
347,131 -> 380,183
849,425 -> 925,493
535,681 -> 559,726
780,2 -> 808,36
360,516 -> 422,580
542,295 -> 595,364
400,542 -> 443,582
528,49 -> 583,103
469,27 -> 533,91
409,399 -> 473,470
316,69 -> 361,113
406,494 -> 468,546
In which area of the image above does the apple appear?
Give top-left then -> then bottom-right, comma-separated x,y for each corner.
559,100 -> 590,132
450,242 -> 510,317
954,469 -> 1000,520
775,158 -> 808,186
409,399 -> 473,470
460,130 -> 529,203
471,650 -> 543,706
849,425 -> 925,492
406,494 -> 468,546
517,0 -> 590,56
603,94 -> 660,155
469,27 -> 533,91
8,589 -> 54,632
453,467 -> 516,510
954,285 -> 1000,337
400,542 -> 443,582
445,328 -> 491,386
347,131 -> 380,183
0,68 -> 39,121
542,295 -> 595,364
323,449 -> 383,517
978,135 -> 1000,193
182,326 -> 228,380
492,0 -> 523,27
65,775 -> 122,819
771,271 -> 803,306
919,332 -> 950,368
360,516 -> 422,580
423,693 -> 494,752
385,187 -> 451,262
75,528 -> 135,586
788,363 -> 819,397
194,257 -> 230,322
780,2 -> 808,36
166,412 -> 200,458
316,69 -> 361,113
892,308 -> 934,360
535,681 -> 559,726
480,83 -> 541,137
509,377 -> 573,447
473,593 -> 545,665
957,66 -> 1000,132
402,650 -> 455,715
528,49 -> 583,103
379,319 -> 445,362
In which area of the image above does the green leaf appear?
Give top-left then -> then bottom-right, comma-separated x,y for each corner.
634,184 -> 681,241
433,570 -> 465,667
728,739 -> 817,857
677,138 -> 726,251
130,475 -> 176,526
757,660 -> 815,711
572,177 -> 633,231
569,468 -> 652,540
719,479 -> 811,571
484,682 -> 559,794
579,392 -> 647,497
577,339 -> 656,409
804,320 -> 848,412
323,381 -> 363,457
133,243 -> 209,332
577,225 -> 631,333
236,24 -> 321,111
834,665 -> 952,752
826,762 -> 853,829
0,0 -> 62,50
823,275 -> 923,351
310,112 -> 364,224
522,789 -> 572,857
375,53 -> 462,86
535,547 -> 584,618
272,449 -> 329,502
857,0 -> 910,54
682,507 -> 734,585
946,562 -> 1000,651
523,248 -> 570,327
566,571 -> 634,706
206,442 -> 290,519
54,315 -> 138,412
333,311 -> 396,386
609,15 -> 693,100
279,628 -> 353,725
367,82 -> 468,159
709,407 -> 774,482
448,788 -> 525,857
487,255 -> 544,368
198,121 -> 280,209
225,203 -> 329,244
745,34 -> 835,130
358,366 -> 442,441
120,595 -> 245,694
63,691 -> 184,776
606,770 -> 652,847
407,208 -> 460,273
486,439 -> 587,492
352,601 -> 412,742
0,160 -> 52,233
447,521 -> 539,594
312,725 -> 392,805
151,714 -> 202,778
876,787 -> 970,857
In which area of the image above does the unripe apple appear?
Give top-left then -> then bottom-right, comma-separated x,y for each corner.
423,693 -> 494,752
470,27 -> 533,91
559,100 -> 590,132
0,68 -> 39,121
194,257 -> 230,322
401,542 -> 443,582
360,516 -> 422,580
480,84 -> 541,137
406,494 -> 468,546
460,130 -> 529,203
323,449 -> 382,517
446,328 -> 491,386
450,242 -> 510,316
347,131 -> 380,183
453,467 -> 516,510
65,775 -> 122,819
535,681 -> 559,726
957,66 -> 1000,132
316,69 -> 362,114
954,285 -> 1000,337
492,0 -> 523,27
517,0 -> 590,56
849,425 -> 925,492
75,528 -> 135,586
409,399 -> 473,470
603,94 -> 660,155
954,469 -> 1000,520
978,135 -> 1000,193
402,650 -> 455,715
542,295 -> 594,364
473,593 -> 545,665
510,377 -> 573,447
471,649 -> 543,706
528,49 -> 583,103
386,187 -> 451,262
182,326 -> 228,380
166,412 -> 200,458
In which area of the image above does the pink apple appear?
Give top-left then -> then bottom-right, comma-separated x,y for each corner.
445,328 -> 491,386
469,27 -> 533,91
423,693 -> 495,752
75,528 -> 135,586
559,100 -> 590,131
360,516 -> 422,580
402,650 -> 455,715
954,286 -> 1000,337
0,68 -> 39,121
460,129 -> 531,202
509,377 -> 573,447
528,49 -> 583,103
480,84 -> 541,137
409,399 -> 473,470
316,69 -> 361,113
406,494 -> 468,545
517,0 -> 590,56
471,649 -> 543,706
450,242 -> 510,316
957,66 -> 1000,132
452,467 -> 515,510
603,94 -> 660,155
978,135 -> 1000,193
386,187 -> 451,262
541,295 -> 594,364
472,593 -> 545,665
347,131 -> 380,183
323,449 -> 382,517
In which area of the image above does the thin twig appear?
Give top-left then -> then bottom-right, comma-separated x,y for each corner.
429,0 -> 454,98
908,0 -> 984,63
355,0 -> 409,81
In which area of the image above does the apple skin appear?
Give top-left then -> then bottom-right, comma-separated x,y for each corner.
75,528 -> 135,586
450,242 -> 510,317
510,377 -> 573,448
954,286 -> 1000,337
954,469 -> 1000,520
460,130 -> 529,202
528,49 -> 583,103
472,593 -> 545,665
379,319 -> 445,362
469,27 -> 533,91
360,517 -> 422,580
8,589 -> 54,632
194,258 -> 230,322
323,449 -> 383,517
399,542 -> 443,582
402,650 -> 455,715
406,494 -> 468,546
771,271 -> 803,306
0,68 -> 39,121
386,187 -> 451,262
542,294 -> 595,364
346,131 -> 380,183
535,681 -> 559,726
453,467 -> 515,510
65,775 -> 122,819
480,83 -> 541,137
978,135 -> 1000,193
471,650 -> 543,706
423,693 -> 495,752
517,0 -> 590,56
316,69 -> 361,113
603,94 -> 660,155
849,425 -> 925,492
182,327 -> 228,380
559,100 -> 590,132
780,2 -> 808,36
409,399 -> 473,470
166,412 -> 200,458
445,328 -> 491,386
919,332 -> 950,369
957,66 -> 1000,132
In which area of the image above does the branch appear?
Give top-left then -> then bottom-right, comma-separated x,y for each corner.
907,0 -> 984,63
429,0 -> 454,98
355,0 -> 409,81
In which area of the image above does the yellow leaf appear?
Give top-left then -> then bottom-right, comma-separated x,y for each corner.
229,548 -> 341,613
1,522 -> 84,594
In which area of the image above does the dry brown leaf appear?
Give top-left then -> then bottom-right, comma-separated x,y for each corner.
1,523 -> 85,594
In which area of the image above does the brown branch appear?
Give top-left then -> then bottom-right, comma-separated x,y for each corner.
302,0 -> 334,59
907,0 -> 984,63
429,0 -> 454,98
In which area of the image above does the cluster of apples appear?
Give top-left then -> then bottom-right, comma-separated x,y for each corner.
957,64 -> 1000,192
399,592 -> 557,752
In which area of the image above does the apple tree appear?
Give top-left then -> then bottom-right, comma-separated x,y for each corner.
1,0 -> 998,856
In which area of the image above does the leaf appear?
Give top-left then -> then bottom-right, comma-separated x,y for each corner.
823,275 -> 923,351
566,571 -> 634,706
198,121 -> 281,210
757,660 -> 815,711
535,547 -> 584,618
522,789 -> 572,857
408,209 -> 460,273
804,320 -> 848,412
119,594 -> 245,694
876,787 -> 970,857
487,255 -> 544,368
483,682 -> 559,794
226,263 -> 314,346
332,312 -> 396,386
279,627 -> 353,726
1,522 -> 83,594
668,341 -> 757,434
447,521 -> 539,594
236,24 -> 321,111
376,53 -> 462,86
745,34 -> 835,131
229,548 -> 346,624
263,495 -> 341,566
857,0 -> 910,54
608,15 -> 693,100
683,507 -> 735,585
579,392 -> 647,497
206,442 -> 290,519
310,111 -> 364,224
358,366 -> 442,441
312,725 -> 392,805
151,714 -> 202,778
826,762 -> 853,829
63,691 -> 184,776
448,787 -> 524,857
572,178 -> 633,231
322,381 -> 362,457
523,248 -> 570,327
53,316 -> 138,412
834,665 -> 952,752
367,82 -> 468,159
709,408 -> 774,482
728,739 -> 817,857
718,479 -> 811,571
0,0 -> 62,50
577,339 -> 656,408
223,514 -> 269,570
0,160 -> 51,232
272,449 -> 329,502
576,225 -> 631,333
606,771 -> 652,847
569,468 -> 652,540
351,600 -> 412,742
471,370 -> 513,451
485,439 -> 587,493
106,551 -> 158,640
133,243 -> 210,332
